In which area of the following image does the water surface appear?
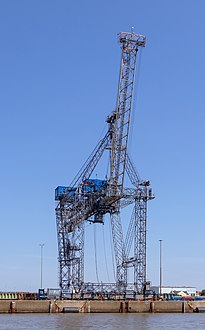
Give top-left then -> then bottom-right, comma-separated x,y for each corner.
0,313 -> 205,329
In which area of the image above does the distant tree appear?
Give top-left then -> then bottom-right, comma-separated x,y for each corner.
200,289 -> 205,296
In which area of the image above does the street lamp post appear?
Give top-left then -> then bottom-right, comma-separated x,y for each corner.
159,239 -> 163,296
39,244 -> 44,289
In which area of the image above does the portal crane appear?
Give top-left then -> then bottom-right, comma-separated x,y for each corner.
55,31 -> 154,295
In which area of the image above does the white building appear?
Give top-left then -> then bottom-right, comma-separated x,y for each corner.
151,286 -> 196,296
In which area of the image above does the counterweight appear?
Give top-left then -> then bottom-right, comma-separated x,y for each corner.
55,31 -> 154,296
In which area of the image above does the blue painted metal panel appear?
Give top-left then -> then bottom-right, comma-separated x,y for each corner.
82,179 -> 107,193
55,186 -> 76,200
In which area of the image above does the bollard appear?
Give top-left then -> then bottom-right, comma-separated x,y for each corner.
49,301 -> 53,313
182,301 -> 186,313
150,301 -> 154,313
87,300 -> 90,313
10,301 -> 16,313
120,301 -> 125,313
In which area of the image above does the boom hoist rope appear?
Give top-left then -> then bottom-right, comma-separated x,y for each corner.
94,222 -> 111,283
109,216 -> 116,281
93,225 -> 100,283
102,224 -> 110,282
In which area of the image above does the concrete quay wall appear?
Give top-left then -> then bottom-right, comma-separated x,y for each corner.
0,300 -> 204,313
0,301 -> 51,313
15,301 -> 50,313
89,300 -> 121,313
150,301 -> 185,313
128,301 -> 152,313
0,301 -> 11,313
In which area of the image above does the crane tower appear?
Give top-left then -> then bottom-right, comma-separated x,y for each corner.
55,31 -> 154,295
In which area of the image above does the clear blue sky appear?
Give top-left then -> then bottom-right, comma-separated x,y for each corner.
0,0 -> 205,292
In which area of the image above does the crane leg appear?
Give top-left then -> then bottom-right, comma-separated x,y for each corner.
110,211 -> 127,292
134,199 -> 147,294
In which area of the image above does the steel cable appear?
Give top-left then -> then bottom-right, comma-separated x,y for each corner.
109,215 -> 116,281
93,225 -> 100,283
102,224 -> 110,282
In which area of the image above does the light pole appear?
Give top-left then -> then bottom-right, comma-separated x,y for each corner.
159,240 -> 163,296
39,244 -> 44,289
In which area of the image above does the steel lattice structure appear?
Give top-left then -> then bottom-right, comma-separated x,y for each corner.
55,31 -> 154,295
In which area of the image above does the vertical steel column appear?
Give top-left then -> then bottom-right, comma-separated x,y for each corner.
110,209 -> 127,292
55,201 -> 85,292
134,198 -> 147,293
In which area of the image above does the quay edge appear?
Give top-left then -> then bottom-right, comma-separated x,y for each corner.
0,300 -> 205,313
